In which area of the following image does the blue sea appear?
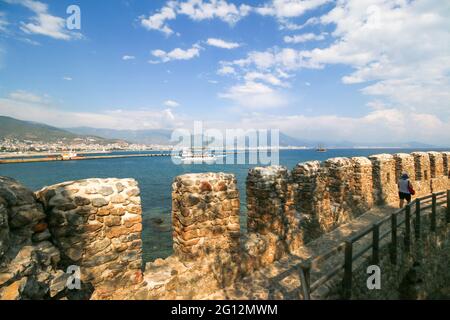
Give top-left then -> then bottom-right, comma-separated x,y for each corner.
1,148 -> 449,262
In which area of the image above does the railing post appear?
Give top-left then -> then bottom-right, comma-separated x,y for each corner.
447,190 -> 450,223
372,223 -> 380,265
431,193 -> 437,232
342,240 -> 353,300
405,204 -> 411,253
390,213 -> 397,265
299,262 -> 311,300
415,199 -> 421,240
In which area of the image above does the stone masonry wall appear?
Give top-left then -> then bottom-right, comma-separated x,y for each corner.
428,152 -> 444,178
351,157 -> 374,215
393,153 -> 415,181
291,161 -> 321,219
0,177 -> 62,300
412,152 -> 431,196
2,150 -> 450,300
443,152 -> 450,178
0,198 -> 8,260
247,166 -> 291,237
291,151 -> 449,247
428,152 -> 448,193
323,158 -> 356,229
36,178 -> 143,291
291,161 -> 329,242
131,173 -> 243,300
172,173 -> 240,261
246,166 -> 301,259
369,154 -> 398,205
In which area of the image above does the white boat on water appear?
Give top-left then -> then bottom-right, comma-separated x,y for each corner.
174,149 -> 220,164
61,151 -> 78,160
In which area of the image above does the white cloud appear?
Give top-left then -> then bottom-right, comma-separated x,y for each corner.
140,2 -> 177,35
164,99 -> 180,107
229,108 -> 450,145
141,0 -> 332,35
284,32 -> 325,43
19,38 -> 41,46
0,91 -> 183,129
8,90 -> 47,103
206,38 -> 240,49
141,0 -> 331,34
219,81 -> 288,108
122,55 -> 136,60
16,0 -> 48,13
227,48 -> 321,72
244,72 -> 287,87
279,17 -> 320,30
256,0 -> 331,18
301,0 -> 450,116
178,0 -> 251,24
10,0 -> 82,40
150,44 -> 202,63
217,65 -> 236,75
0,11 -> 8,32
62,76 -> 72,81
2,90 -> 450,145
218,0 -> 450,118
217,48 -> 318,108
217,48 -> 318,107
140,0 -> 251,35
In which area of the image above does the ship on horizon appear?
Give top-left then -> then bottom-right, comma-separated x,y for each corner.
316,144 -> 327,152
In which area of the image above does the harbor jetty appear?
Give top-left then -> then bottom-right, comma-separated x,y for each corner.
0,153 -> 171,164
0,150 -> 248,164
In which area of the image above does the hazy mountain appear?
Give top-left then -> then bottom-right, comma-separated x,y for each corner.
0,116 -> 123,144
347,141 -> 439,149
1,116 -> 440,148
67,127 -> 309,146
67,127 -> 174,145
66,126 -> 440,148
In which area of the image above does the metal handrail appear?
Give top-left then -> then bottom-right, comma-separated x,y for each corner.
297,189 -> 450,300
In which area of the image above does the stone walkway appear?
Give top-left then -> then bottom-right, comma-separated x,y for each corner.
202,202 -> 437,300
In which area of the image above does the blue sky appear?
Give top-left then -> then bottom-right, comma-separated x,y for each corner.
0,0 -> 449,144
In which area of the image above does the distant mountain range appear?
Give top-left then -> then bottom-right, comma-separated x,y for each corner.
0,116 -> 124,145
0,115 -> 442,148
66,126 -> 440,149
66,127 -> 174,145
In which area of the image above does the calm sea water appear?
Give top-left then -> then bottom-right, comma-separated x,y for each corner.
1,148 -> 449,262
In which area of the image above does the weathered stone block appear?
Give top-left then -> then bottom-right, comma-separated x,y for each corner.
92,198 -> 109,208
369,154 -> 397,205
246,165 -> 301,258
351,157 -> 374,214
442,152 -> 450,178
412,152 -> 431,196
393,153 -> 415,181
36,178 -> 143,290
428,151 -> 444,178
172,173 -> 240,261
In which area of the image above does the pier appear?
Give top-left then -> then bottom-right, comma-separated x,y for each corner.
0,153 -> 172,164
0,151 -> 245,164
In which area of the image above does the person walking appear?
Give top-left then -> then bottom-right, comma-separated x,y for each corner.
398,172 -> 414,208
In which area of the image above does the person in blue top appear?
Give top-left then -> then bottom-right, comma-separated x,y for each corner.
398,172 -> 414,208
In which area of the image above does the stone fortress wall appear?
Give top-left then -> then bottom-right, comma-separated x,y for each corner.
35,179 -> 143,290
0,177 -> 143,299
1,151 -> 449,299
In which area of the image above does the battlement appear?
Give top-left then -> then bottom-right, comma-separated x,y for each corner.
1,150 -> 449,300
